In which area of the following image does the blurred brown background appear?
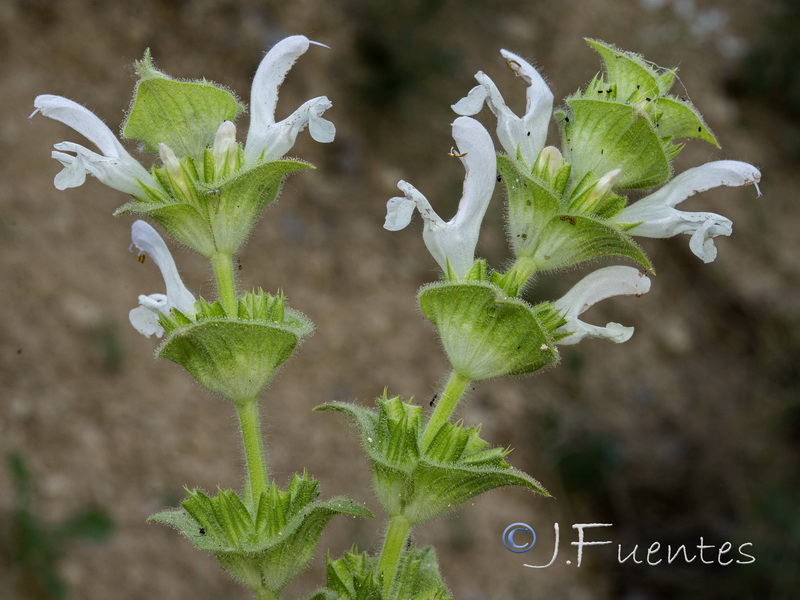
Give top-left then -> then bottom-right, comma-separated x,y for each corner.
1,0 -> 798,598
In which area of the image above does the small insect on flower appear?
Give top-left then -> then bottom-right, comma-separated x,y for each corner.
199,527 -> 206,535
430,393 -> 438,407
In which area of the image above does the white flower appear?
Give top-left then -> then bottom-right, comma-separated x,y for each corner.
31,95 -> 154,195
384,116 -> 496,279
244,35 -> 335,163
128,220 -> 196,338
618,161 -> 761,263
452,49 -> 553,167
554,266 -> 651,345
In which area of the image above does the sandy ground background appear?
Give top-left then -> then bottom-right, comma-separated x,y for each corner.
1,0 -> 799,599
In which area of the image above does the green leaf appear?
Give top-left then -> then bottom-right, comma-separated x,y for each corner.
418,281 -> 558,380
123,66 -> 243,159
561,98 -> 670,189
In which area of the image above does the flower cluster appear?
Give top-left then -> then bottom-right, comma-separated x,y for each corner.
385,40 -> 761,359
33,35 -> 333,339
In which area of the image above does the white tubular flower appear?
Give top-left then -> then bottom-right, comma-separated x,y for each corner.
32,95 -> 154,195
554,266 -> 651,345
128,220 -> 196,338
384,116 -> 496,279
618,161 -> 761,263
244,35 -> 335,163
452,49 -> 553,167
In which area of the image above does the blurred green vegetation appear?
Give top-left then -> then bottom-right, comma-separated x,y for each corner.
1,452 -> 114,599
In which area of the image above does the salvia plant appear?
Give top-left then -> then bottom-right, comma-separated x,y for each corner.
33,34 -> 760,599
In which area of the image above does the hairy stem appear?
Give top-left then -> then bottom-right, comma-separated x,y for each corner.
210,251 -> 237,316
236,398 -> 269,505
378,515 -> 412,595
420,370 -> 471,449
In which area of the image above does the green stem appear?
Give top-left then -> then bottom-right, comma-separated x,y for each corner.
378,515 -> 412,595
210,251 -> 237,316
236,398 -> 269,505
420,371 -> 471,449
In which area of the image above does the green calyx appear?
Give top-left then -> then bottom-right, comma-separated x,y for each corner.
124,50 -> 244,160
156,290 -> 313,404
318,395 -> 548,526
310,546 -> 451,600
417,280 -> 559,380
149,473 -> 372,598
556,39 -> 718,191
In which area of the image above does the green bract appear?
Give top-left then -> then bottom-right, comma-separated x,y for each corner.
117,157 -> 311,257
124,51 -> 244,160
156,291 -> 313,404
310,546 -> 451,600
417,280 -> 559,379
319,395 -> 548,526
498,153 -> 652,285
150,473 -> 371,598
557,39 -> 718,192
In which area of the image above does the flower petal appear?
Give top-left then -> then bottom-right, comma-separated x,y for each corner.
129,297 -> 168,338
452,51 -> 553,167
34,95 -> 152,193
34,95 -> 125,157
129,220 -> 195,338
245,35 -> 335,162
250,97 -> 335,162
384,117 -> 495,278
51,151 -> 87,190
53,142 -> 151,196
618,160 -> 761,262
500,49 -> 553,163
554,266 -> 651,345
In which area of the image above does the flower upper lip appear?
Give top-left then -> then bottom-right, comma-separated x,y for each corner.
617,160 -> 762,263
452,49 -> 553,167
384,116 -> 496,279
